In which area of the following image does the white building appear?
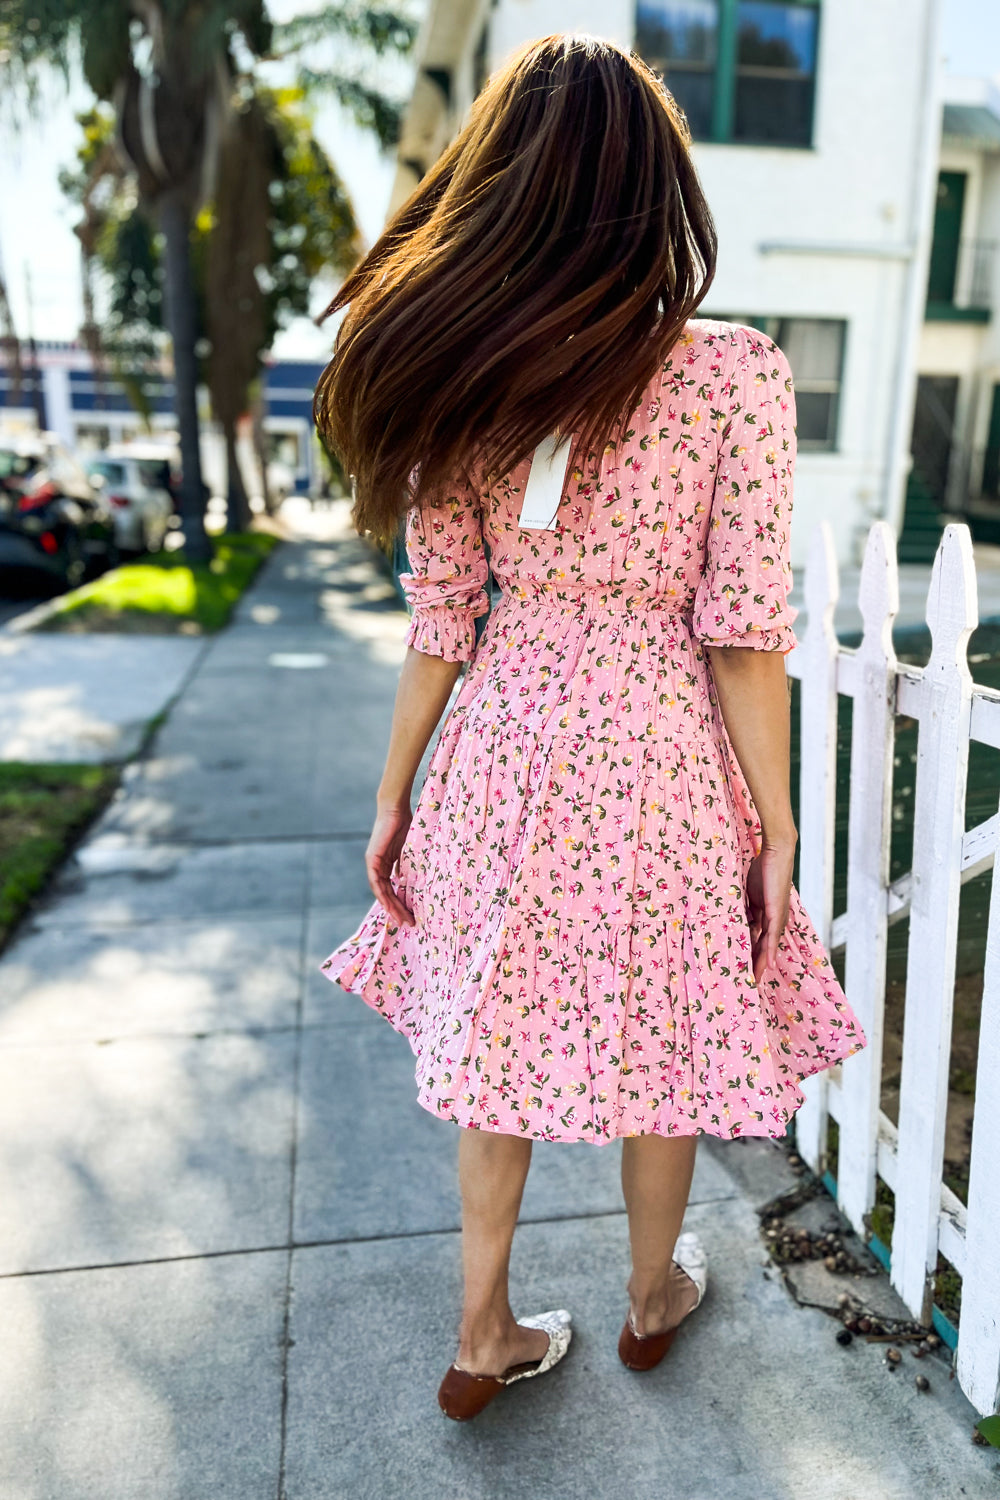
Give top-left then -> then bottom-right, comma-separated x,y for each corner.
912,77 -> 1000,558
0,343 -> 330,500
388,0 -> 947,569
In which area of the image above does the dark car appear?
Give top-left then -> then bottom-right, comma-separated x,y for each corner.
0,438 -> 118,590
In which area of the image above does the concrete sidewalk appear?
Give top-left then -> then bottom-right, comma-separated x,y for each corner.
0,633 -> 204,763
0,501 -> 996,1499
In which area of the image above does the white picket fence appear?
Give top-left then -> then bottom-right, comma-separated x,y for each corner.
787,519 -> 1000,1418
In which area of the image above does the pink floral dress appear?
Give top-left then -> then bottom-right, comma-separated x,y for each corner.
320,319 -> 868,1142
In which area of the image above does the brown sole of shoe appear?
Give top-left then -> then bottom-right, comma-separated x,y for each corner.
437,1357 -> 544,1421
617,1318 -> 681,1372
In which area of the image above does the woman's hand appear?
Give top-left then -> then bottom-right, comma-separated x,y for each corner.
704,646 -> 797,985
745,837 -> 796,984
366,803 -> 416,928
366,646 -> 464,930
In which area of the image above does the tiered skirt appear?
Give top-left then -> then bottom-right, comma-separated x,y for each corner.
321,587 -> 868,1142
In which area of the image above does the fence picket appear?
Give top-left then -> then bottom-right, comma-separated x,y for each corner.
788,519 -> 998,1411
957,803 -> 1000,1413
837,522 -> 899,1237
890,525 -> 978,1322
792,522 -> 841,1172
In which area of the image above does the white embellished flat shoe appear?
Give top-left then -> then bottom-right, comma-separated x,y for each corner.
673,1230 -> 709,1308
438,1309 -> 573,1420
619,1230 -> 709,1371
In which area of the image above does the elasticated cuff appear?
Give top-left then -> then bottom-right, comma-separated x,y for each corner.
697,621 -> 798,654
404,603 -> 481,662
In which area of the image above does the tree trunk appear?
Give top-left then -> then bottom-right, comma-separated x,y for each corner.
159,187 -> 212,564
79,247 -> 104,410
0,263 -> 24,403
224,419 -> 253,533
251,392 -> 277,515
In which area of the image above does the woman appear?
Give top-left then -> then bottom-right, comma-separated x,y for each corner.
316,33 -> 868,1421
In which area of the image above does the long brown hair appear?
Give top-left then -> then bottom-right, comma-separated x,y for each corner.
315,33 -> 718,545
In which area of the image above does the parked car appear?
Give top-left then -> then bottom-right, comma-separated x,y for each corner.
102,440 -> 183,516
84,451 -> 174,554
0,436 -> 118,589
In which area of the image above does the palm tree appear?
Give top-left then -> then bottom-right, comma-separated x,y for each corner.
0,258 -> 24,408
114,3 -> 274,561
2,0 -> 414,552
273,4 -> 419,149
1,1 -> 273,562
61,87 -> 361,531
206,85 -> 362,528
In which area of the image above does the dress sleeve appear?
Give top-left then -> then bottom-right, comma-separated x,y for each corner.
398,468 -> 490,662
691,325 -> 800,654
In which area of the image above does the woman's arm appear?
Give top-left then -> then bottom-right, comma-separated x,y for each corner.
366,472 -> 490,927
706,645 -> 797,983
367,649 -> 463,927
692,325 -> 802,985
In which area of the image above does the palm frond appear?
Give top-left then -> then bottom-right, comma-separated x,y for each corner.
297,65 -> 406,148
274,3 -> 418,59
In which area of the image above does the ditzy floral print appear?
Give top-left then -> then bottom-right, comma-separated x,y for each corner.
321,319 -> 868,1143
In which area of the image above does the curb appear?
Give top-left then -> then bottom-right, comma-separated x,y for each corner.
1,527 -> 286,638
1,594 -> 71,636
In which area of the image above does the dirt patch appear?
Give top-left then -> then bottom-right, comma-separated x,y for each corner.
880,972 -> 982,1201
39,609 -> 205,635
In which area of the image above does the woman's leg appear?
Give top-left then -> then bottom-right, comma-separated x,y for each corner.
621,1134 -> 701,1336
454,1129 -> 550,1375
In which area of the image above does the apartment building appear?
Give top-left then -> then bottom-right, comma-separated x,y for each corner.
910,77 -> 1000,559
389,0 -> 945,569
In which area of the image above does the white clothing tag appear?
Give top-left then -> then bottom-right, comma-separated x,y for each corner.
518,433 -> 571,531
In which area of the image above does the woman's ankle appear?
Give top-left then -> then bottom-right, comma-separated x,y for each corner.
628,1290 -> 673,1336
456,1313 -> 547,1376
628,1263 -> 699,1335
458,1308 -> 516,1355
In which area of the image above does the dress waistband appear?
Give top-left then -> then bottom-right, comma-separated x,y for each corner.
498,581 -> 688,614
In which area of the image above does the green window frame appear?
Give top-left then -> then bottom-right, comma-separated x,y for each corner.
982,383 -> 1000,500
635,0 -> 821,148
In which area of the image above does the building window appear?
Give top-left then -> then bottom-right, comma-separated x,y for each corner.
635,0 -> 718,139
635,0 -> 820,147
733,2 -> 819,145
472,23 -> 490,97
702,313 -> 846,449
927,172 -> 967,305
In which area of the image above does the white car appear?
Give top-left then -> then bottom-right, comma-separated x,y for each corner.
84,453 -> 174,555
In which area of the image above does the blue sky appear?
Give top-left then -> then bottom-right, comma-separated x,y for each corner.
0,0 -> 997,354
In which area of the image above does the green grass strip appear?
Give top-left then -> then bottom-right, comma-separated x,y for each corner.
49,532 -> 279,633
0,763 -> 119,949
